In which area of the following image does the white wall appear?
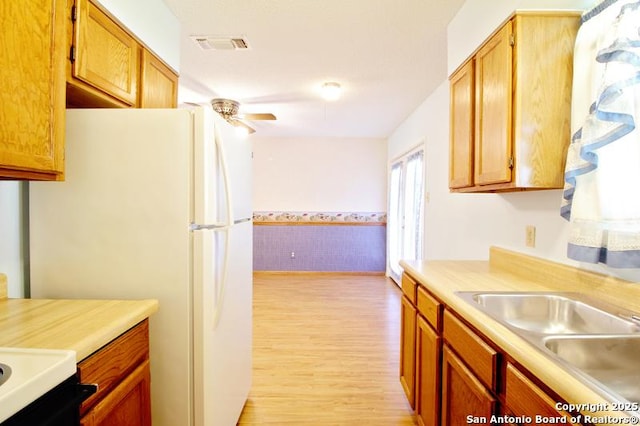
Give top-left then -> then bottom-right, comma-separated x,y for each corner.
253,137 -> 387,212
95,0 -> 180,72
0,183 -> 25,297
389,0 -> 640,282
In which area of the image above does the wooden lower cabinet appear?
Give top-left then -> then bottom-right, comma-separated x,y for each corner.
441,345 -> 497,425
81,360 -> 151,426
415,315 -> 441,426
400,295 -> 417,407
78,320 -> 151,426
399,271 -> 580,426
504,363 -> 575,424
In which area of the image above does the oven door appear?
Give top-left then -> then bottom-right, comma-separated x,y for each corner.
2,375 -> 96,426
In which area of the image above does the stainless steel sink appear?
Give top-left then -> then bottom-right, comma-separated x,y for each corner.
456,291 -> 640,416
544,335 -> 640,404
457,291 -> 640,335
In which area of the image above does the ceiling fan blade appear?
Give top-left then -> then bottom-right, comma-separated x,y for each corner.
229,118 -> 256,134
239,113 -> 277,121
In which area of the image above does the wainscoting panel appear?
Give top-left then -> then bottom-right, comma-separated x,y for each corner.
253,212 -> 386,273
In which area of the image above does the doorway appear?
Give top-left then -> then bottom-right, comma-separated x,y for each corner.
387,147 -> 425,284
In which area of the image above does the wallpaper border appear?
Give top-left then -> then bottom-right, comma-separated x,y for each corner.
253,211 -> 387,225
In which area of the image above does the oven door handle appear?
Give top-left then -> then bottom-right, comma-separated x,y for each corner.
75,382 -> 98,403
44,383 -> 97,424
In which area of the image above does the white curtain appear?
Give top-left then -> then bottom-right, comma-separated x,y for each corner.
403,151 -> 424,261
561,0 -> 640,267
388,162 -> 403,281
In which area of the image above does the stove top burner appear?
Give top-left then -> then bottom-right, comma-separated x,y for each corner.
0,363 -> 11,387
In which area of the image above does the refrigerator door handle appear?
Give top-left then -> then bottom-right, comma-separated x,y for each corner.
190,223 -> 230,231
212,227 -> 231,329
214,120 -> 235,228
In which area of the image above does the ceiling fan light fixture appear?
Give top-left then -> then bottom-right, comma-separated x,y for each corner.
211,98 -> 240,117
321,82 -> 342,101
234,125 -> 250,138
210,98 -> 273,135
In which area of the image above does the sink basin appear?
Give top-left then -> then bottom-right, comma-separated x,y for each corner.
0,347 -> 76,422
457,291 -> 640,416
457,291 -> 640,335
544,335 -> 640,405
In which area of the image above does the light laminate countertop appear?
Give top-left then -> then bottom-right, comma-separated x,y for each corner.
0,294 -> 158,362
401,247 -> 640,423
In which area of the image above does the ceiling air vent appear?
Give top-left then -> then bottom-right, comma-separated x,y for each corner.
191,36 -> 250,51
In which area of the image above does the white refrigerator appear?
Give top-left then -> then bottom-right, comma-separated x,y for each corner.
29,106 -> 252,426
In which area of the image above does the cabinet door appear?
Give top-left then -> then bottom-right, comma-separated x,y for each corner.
415,315 -> 441,426
441,345 -> 497,425
400,295 -> 417,408
504,363 -> 574,423
449,59 -> 475,189
474,21 -> 513,186
81,359 -> 152,426
512,14 -> 578,189
0,0 -> 65,179
78,321 -> 149,416
72,0 -> 139,105
139,49 -> 178,108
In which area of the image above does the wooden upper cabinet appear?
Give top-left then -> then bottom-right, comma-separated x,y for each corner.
474,22 -> 513,187
449,12 -> 579,192
70,0 -> 139,106
512,13 -> 578,189
449,59 -> 475,189
0,0 -> 66,180
66,0 -> 178,109
139,49 -> 178,108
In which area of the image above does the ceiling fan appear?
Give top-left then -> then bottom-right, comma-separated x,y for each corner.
211,98 -> 276,134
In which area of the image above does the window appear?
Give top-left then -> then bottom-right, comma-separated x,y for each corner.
387,148 -> 424,283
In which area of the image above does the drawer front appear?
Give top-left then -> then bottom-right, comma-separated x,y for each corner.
78,320 -> 149,415
417,286 -> 442,331
443,310 -> 498,391
401,273 -> 418,304
505,363 -> 572,421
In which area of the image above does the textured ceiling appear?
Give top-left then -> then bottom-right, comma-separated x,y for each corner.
162,0 -> 465,138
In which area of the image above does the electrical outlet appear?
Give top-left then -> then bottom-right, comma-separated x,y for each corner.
290,251 -> 295,259
525,225 -> 536,248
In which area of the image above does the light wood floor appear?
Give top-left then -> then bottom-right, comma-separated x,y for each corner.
237,273 -> 417,425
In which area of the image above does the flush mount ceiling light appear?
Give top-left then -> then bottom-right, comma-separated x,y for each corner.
321,82 -> 342,101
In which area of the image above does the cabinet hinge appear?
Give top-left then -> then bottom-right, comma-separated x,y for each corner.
70,45 -> 76,63
509,34 -> 515,47
508,157 -> 514,169
71,5 -> 77,22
